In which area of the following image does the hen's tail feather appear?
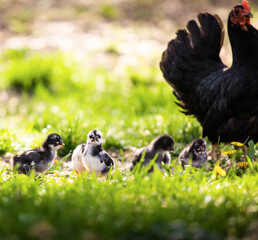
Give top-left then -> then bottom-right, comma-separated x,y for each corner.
160,13 -> 225,117
197,13 -> 224,59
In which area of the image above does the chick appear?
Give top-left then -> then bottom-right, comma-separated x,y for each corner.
81,129 -> 114,175
179,138 -> 207,169
12,133 -> 64,174
130,134 -> 175,171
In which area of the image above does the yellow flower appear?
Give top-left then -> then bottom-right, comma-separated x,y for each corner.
237,162 -> 248,169
67,179 -> 74,184
53,171 -> 59,177
214,165 -> 226,177
222,150 -> 237,156
2,173 -> 10,181
54,160 -> 58,164
230,142 -> 244,147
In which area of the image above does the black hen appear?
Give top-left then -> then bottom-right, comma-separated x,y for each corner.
160,0 -> 258,159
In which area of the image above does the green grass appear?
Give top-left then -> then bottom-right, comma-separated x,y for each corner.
1,49 -> 75,93
0,128 -> 17,155
0,49 -> 258,239
0,167 -> 258,239
100,4 -> 121,20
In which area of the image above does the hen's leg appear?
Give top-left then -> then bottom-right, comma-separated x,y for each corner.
208,144 -> 221,162
242,145 -> 248,161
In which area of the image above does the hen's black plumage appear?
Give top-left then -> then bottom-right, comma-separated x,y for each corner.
130,135 -> 175,171
160,1 -> 258,145
179,138 -> 207,169
13,133 -> 64,174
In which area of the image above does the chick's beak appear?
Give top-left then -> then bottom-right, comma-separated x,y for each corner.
200,147 -> 206,154
170,146 -> 175,152
91,139 -> 99,145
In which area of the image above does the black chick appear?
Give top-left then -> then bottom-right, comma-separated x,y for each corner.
160,0 -> 258,160
130,134 -> 175,172
12,133 -> 64,174
179,138 -> 207,169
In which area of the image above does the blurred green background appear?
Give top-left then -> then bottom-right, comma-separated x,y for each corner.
0,0 -> 257,157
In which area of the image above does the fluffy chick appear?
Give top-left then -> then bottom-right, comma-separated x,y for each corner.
81,129 -> 114,175
130,134 -> 175,171
179,138 -> 207,169
12,133 -> 64,174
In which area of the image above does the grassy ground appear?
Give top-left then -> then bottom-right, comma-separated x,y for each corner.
1,167 -> 258,240
0,48 -> 258,240
1,1 -> 258,239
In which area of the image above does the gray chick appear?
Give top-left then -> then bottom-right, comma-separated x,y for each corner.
179,138 -> 207,169
131,134 -> 175,172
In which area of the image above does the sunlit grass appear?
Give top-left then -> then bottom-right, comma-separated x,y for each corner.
1,49 -> 76,93
0,49 -> 201,156
0,128 -> 17,155
0,166 -> 258,239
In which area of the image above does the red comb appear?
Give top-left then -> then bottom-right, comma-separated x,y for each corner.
242,0 -> 251,12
